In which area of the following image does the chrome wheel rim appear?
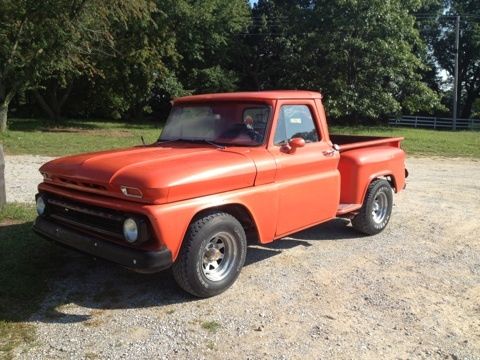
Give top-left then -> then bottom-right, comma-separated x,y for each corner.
371,191 -> 388,224
202,232 -> 237,282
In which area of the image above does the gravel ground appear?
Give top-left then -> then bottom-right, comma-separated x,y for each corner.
4,155 -> 53,203
7,156 -> 480,359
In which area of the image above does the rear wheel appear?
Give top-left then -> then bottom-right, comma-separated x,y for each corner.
172,212 -> 247,297
352,179 -> 393,235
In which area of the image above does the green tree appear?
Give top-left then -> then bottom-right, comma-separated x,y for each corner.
70,0 -> 250,120
312,0 -> 444,120
171,0 -> 251,93
0,0 -> 150,131
236,0 -> 443,121
233,0 -> 312,90
425,0 -> 480,118
86,1 -> 181,120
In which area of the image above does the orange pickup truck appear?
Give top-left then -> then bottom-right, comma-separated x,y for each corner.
33,91 -> 407,297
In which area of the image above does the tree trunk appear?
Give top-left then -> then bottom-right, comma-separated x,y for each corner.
57,81 -> 74,118
461,87 -> 480,119
0,144 -> 6,208
33,80 -> 74,120
33,90 -> 55,119
0,101 -> 8,133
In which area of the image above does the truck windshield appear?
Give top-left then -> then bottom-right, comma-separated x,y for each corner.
159,102 -> 271,146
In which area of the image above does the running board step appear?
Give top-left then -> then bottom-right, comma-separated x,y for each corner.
336,203 -> 362,215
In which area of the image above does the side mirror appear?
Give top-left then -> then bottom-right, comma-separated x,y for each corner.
283,137 -> 305,153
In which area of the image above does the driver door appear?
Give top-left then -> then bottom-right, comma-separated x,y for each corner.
268,100 -> 340,237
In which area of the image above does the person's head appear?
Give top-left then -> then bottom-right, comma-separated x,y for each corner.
244,115 -> 254,129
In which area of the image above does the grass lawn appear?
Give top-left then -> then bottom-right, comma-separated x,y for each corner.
0,118 -> 162,157
0,118 -> 479,158
0,204 -> 64,358
331,125 -> 480,159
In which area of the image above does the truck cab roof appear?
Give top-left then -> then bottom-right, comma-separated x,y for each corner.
174,90 -> 323,104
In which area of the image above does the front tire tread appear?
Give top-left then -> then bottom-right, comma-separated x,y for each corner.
172,211 -> 246,297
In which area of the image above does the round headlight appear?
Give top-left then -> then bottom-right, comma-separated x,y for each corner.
123,218 -> 139,243
36,196 -> 46,215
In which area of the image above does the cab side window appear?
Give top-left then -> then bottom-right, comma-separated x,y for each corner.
274,105 -> 319,145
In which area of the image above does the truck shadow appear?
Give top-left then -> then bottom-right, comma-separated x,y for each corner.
0,218 -> 359,326
245,218 -> 356,266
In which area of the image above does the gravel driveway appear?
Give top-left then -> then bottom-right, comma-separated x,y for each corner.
4,155 -> 53,203
7,156 -> 480,359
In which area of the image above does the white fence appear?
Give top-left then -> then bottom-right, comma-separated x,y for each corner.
389,116 -> 480,130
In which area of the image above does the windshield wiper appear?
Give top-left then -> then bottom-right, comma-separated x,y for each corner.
196,139 -> 226,149
156,138 -> 179,145
156,138 -> 226,149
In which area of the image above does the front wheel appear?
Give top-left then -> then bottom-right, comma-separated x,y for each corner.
172,212 -> 247,297
352,179 -> 393,235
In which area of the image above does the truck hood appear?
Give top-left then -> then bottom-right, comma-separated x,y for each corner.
39,145 -> 257,204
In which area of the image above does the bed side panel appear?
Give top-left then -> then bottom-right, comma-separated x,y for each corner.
338,146 -> 406,204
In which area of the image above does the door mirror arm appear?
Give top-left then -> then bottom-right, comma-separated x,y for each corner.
282,137 -> 306,154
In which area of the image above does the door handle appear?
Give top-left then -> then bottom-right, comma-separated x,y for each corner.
322,144 -> 340,157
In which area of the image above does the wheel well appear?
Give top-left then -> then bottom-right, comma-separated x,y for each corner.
378,175 -> 397,192
192,204 -> 260,243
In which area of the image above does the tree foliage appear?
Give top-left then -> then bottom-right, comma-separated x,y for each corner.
83,0 -> 250,120
1,0 -> 479,132
235,0 -> 444,121
0,0 -> 152,129
85,1 -> 179,120
171,0 -> 250,93
422,0 -> 480,118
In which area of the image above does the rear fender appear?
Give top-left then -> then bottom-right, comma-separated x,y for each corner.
361,172 -> 397,203
338,146 -> 406,205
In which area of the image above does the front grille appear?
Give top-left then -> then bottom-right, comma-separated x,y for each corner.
57,177 -> 107,191
42,194 -> 138,243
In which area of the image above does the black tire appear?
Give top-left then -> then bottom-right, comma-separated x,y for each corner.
172,211 -> 247,297
352,179 -> 393,235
